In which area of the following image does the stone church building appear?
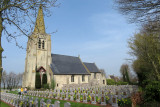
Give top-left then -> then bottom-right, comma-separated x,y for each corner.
22,5 -> 106,89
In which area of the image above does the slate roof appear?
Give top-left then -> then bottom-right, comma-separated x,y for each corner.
83,62 -> 101,73
50,54 -> 90,75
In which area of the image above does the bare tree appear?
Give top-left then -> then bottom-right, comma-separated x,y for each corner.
1,70 -> 7,89
6,72 -> 16,89
115,0 -> 160,24
0,0 -> 58,88
120,64 -> 130,83
15,73 -> 23,88
6,72 -> 23,89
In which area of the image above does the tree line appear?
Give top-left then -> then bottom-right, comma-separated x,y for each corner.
1,70 -> 23,89
115,0 -> 160,105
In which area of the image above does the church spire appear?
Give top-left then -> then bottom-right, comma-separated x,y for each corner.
34,4 -> 45,34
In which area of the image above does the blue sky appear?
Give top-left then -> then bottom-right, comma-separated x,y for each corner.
2,0 -> 137,76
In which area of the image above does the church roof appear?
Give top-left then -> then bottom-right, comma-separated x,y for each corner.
50,54 -> 90,75
83,62 -> 101,73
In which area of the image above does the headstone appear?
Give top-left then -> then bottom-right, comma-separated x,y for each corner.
83,93 -> 87,103
34,100 -> 39,107
76,93 -> 80,102
111,95 -> 118,107
47,99 -> 51,105
54,101 -> 60,107
101,95 -> 106,105
64,93 -> 68,100
91,94 -> 96,104
64,102 -> 71,107
70,93 -> 74,101
40,98 -> 44,107
29,100 -> 33,107
42,102 -> 47,107
49,104 -> 54,107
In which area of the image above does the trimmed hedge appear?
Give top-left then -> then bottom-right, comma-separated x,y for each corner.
51,79 -> 56,89
42,74 -> 47,88
106,79 -> 129,85
35,73 -> 41,89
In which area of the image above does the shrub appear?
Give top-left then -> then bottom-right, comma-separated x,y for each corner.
42,74 -> 47,88
131,92 -> 144,106
51,79 -> 56,89
106,79 -> 116,85
106,79 -> 129,85
143,81 -> 160,102
87,95 -> 91,101
43,84 -> 49,89
68,94 -> 71,100
116,81 -> 128,85
117,98 -> 132,106
35,73 -> 41,89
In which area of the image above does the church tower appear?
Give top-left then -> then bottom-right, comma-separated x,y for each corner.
22,5 -> 52,89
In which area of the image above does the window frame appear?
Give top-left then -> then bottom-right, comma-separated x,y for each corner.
82,75 -> 85,82
94,73 -> 96,79
71,75 -> 74,82
42,40 -> 45,49
103,80 -> 105,84
38,39 -> 41,49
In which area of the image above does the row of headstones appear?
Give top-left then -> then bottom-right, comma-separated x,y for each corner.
28,85 -> 138,96
27,85 -> 136,100
28,88 -> 127,97
0,92 -> 71,107
62,83 -> 90,89
27,89 -> 125,107
62,85 -> 138,91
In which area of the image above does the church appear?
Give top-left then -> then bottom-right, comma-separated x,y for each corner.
22,5 -> 107,89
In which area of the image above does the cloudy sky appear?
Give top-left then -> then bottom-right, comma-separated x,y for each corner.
2,0 -> 137,76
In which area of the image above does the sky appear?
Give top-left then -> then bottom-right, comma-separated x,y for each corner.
2,0 -> 137,77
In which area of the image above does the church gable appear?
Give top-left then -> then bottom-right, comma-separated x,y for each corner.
83,62 -> 101,73
50,54 -> 90,75
37,66 -> 46,72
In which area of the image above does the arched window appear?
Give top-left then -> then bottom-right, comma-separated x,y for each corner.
103,80 -> 105,84
71,75 -> 74,82
38,39 -> 41,49
42,40 -> 45,49
94,73 -> 96,79
82,75 -> 85,82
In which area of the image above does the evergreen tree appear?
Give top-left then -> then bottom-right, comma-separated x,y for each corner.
35,73 -> 41,89
120,64 -> 131,83
42,73 -> 47,87
51,79 -> 56,89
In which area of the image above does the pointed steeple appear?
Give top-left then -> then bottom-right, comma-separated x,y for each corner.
34,5 -> 45,34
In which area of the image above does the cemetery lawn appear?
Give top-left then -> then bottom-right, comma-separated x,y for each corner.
8,91 -> 99,107
0,100 -> 11,107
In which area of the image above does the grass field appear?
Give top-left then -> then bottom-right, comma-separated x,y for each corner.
0,100 -> 11,107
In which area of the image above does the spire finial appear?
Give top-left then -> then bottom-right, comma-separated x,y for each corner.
34,4 -> 45,34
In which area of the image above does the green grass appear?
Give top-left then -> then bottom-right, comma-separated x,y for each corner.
8,91 -> 99,107
0,100 -> 11,107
